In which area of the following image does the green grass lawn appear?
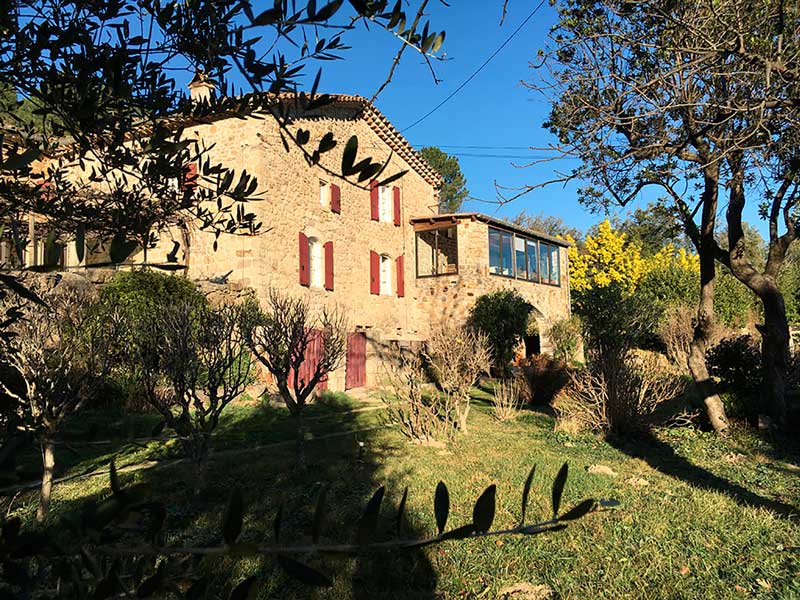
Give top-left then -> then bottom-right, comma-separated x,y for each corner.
3,389 -> 799,599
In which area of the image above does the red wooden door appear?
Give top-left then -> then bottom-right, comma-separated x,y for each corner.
290,329 -> 327,391
345,332 -> 367,390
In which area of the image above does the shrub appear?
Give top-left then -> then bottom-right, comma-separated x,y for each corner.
657,304 -> 694,372
491,378 -> 521,422
518,354 -> 569,405
706,335 -> 762,420
553,356 -> 686,434
469,290 -> 532,375
380,351 -> 453,443
92,270 -> 208,410
423,323 -> 491,433
706,335 -> 762,392
547,316 -> 582,363
137,302 -> 253,493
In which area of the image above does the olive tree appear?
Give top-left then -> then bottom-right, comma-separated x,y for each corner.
241,291 -> 347,467
0,289 -> 88,520
138,302 -> 253,493
529,0 -> 800,430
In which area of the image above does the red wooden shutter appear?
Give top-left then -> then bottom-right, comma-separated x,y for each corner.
324,241 -> 334,291
393,186 -> 401,226
181,162 -> 198,190
396,255 -> 405,297
298,232 -> 310,286
330,184 -> 341,214
370,180 -> 379,221
370,250 -> 380,295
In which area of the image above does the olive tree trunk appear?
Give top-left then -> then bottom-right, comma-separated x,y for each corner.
36,439 -> 56,522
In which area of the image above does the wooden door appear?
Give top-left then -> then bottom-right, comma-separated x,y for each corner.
291,329 -> 327,391
345,332 -> 367,390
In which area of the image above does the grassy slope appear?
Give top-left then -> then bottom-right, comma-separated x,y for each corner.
3,391 -> 799,600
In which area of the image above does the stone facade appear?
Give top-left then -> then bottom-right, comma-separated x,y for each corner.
30,95 -> 573,391
412,215 -> 572,355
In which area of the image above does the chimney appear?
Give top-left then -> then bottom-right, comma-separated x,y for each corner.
188,69 -> 215,104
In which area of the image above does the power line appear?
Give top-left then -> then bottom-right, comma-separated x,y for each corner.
401,0 -> 546,133
413,144 -> 536,150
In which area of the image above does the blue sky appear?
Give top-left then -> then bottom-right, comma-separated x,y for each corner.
216,0 -> 768,239
314,1 -> 590,228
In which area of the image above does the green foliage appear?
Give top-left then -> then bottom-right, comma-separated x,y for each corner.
706,335 -> 762,395
95,270 -> 205,347
419,146 -> 469,213
715,270 -> 758,328
706,335 -> 762,421
573,283 -> 658,358
637,263 -> 698,310
469,290 -> 532,374
548,316 -> 582,363
617,202 -> 688,258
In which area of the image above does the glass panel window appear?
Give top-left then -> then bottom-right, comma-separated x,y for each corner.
526,240 -> 538,281
515,236 -> 527,279
549,245 -> 560,285
489,229 -> 502,275
500,231 -> 513,276
539,242 -> 550,283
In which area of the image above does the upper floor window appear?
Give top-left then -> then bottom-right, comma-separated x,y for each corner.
308,236 -> 323,288
488,227 -> 560,286
319,180 -> 329,208
415,226 -> 458,277
380,254 -> 392,295
488,228 -> 513,277
370,181 -> 400,225
379,186 -> 392,222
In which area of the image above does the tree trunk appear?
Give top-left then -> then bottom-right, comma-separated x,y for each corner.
688,259 -> 729,434
36,439 -> 55,522
294,410 -> 306,469
757,283 -> 789,428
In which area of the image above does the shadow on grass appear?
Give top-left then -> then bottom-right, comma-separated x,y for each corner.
608,431 -> 800,520
17,399 -> 439,599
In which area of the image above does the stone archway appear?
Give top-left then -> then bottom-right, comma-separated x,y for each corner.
524,305 -> 549,358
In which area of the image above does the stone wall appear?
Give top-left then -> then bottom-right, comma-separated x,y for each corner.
415,218 -> 572,354
156,108 -> 438,389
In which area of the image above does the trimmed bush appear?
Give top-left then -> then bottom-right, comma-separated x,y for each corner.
469,290 -> 532,375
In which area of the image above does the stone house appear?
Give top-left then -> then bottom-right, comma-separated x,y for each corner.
7,88 -> 573,391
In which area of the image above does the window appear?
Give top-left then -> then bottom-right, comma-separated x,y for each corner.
515,236 -> 527,280
319,179 -> 329,208
488,227 -> 560,286
548,244 -> 560,284
308,237 -> 324,288
488,228 -> 513,276
526,240 -> 538,281
380,254 -> 392,295
415,226 -> 458,277
379,186 -> 392,223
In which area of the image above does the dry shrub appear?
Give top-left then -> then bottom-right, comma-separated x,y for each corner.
658,304 -> 694,372
423,323 -> 491,433
491,378 -> 522,422
518,354 -> 569,405
553,355 -> 686,434
380,351 -> 453,443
